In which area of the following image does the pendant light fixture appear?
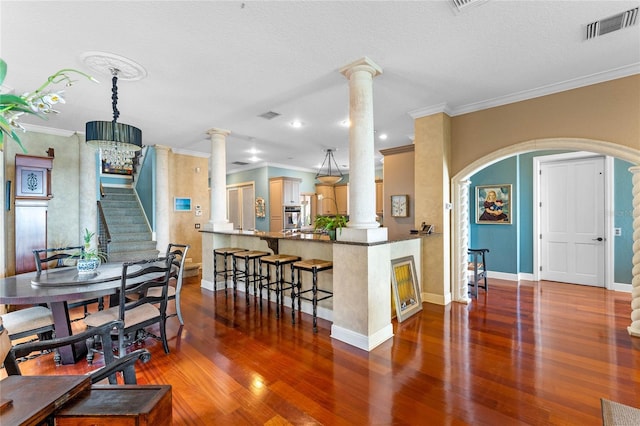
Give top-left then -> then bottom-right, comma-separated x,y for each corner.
316,149 -> 343,185
83,52 -> 144,154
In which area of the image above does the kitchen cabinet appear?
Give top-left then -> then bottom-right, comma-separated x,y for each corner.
316,184 -> 348,216
269,177 -> 302,231
270,177 -> 300,206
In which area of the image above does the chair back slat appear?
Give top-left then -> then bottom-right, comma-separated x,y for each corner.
33,246 -> 84,272
118,256 -> 175,321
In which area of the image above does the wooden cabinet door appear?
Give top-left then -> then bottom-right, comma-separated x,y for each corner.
315,185 -> 336,215
335,185 -> 348,215
269,179 -> 283,216
282,179 -> 300,205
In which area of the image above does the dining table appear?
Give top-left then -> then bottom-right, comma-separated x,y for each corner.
0,262 -> 138,365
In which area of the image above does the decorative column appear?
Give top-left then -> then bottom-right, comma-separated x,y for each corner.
339,57 -> 387,243
453,179 -> 472,304
628,166 -> 640,338
330,57 -> 393,352
207,128 -> 233,231
155,145 -> 171,253
78,134 -> 97,246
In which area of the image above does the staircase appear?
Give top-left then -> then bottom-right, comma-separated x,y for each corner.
100,186 -> 159,262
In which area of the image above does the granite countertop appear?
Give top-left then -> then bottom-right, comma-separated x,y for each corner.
200,229 -> 421,245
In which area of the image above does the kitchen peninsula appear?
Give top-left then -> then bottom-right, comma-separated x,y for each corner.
201,228 -> 421,351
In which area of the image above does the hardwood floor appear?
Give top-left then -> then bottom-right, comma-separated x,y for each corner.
3,275 -> 638,425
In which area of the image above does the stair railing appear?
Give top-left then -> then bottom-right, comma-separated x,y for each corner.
97,200 -> 112,260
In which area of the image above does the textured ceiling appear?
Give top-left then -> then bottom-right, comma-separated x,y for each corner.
1,1 -> 639,173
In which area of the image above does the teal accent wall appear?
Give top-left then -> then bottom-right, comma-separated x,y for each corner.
227,167 -> 270,231
614,159 -> 634,284
469,156 -> 519,274
136,147 -> 155,230
227,166 -> 336,232
469,152 -> 634,283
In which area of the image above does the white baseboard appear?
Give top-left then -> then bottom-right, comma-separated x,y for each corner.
612,282 -> 632,292
331,323 -> 394,352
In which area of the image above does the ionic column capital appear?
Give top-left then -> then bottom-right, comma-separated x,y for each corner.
339,57 -> 383,79
207,128 -> 231,138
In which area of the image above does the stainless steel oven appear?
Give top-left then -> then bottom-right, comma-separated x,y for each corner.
283,205 -> 301,230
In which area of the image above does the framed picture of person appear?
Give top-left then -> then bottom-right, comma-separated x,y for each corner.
475,184 -> 512,224
391,256 -> 422,322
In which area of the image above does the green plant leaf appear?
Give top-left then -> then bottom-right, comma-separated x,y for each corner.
0,59 -> 6,86
0,93 -> 32,107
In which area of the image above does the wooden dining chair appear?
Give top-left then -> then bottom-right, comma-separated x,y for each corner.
33,246 -> 104,316
3,320 -> 151,385
146,243 -> 190,325
83,256 -> 175,358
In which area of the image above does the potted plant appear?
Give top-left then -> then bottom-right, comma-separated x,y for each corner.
76,228 -> 106,273
314,214 -> 347,240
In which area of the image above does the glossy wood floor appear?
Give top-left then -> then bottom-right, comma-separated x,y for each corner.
3,275 -> 638,425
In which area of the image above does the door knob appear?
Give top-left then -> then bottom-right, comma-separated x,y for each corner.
592,237 -> 603,241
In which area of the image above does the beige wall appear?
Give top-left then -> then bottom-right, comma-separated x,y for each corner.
2,132 -> 83,276
414,75 -> 640,301
450,75 -> 640,175
168,152 -> 209,263
381,145 -> 415,240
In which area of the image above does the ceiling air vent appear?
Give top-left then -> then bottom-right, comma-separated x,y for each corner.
232,161 -> 249,166
258,111 -> 281,120
452,0 -> 487,12
586,7 -> 638,40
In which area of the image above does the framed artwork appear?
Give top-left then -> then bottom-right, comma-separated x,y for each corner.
475,184 -> 512,224
174,197 -> 192,212
391,256 -> 422,322
255,197 -> 266,218
390,194 -> 409,217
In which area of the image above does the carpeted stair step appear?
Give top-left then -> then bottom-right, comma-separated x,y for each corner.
108,240 -> 157,253
107,249 -> 160,263
111,231 -> 151,243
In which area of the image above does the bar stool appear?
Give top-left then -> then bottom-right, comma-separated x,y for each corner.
213,247 -> 245,297
259,254 -> 301,318
232,250 -> 270,302
291,259 -> 333,332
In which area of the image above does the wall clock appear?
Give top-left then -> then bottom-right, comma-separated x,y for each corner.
390,194 -> 409,217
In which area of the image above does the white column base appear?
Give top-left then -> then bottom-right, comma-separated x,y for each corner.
331,323 -> 393,352
203,221 -> 234,232
337,226 -> 388,243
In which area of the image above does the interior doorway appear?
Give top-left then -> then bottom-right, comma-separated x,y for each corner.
451,138 -> 638,303
534,152 -> 606,287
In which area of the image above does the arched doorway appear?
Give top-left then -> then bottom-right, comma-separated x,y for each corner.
450,138 -> 640,309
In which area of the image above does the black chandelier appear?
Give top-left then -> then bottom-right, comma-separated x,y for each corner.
85,68 -> 142,152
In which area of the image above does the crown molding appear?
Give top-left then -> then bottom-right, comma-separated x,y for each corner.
409,64 -> 640,119
21,123 -> 77,137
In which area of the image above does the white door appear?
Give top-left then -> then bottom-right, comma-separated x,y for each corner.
227,184 -> 255,231
540,156 -> 605,286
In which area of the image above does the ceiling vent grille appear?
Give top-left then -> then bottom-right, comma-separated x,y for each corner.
586,7 -> 638,40
258,111 -> 281,120
232,161 -> 249,166
452,0 -> 487,12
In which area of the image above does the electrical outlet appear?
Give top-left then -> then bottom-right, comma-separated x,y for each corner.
614,227 -> 621,236
195,223 -> 200,229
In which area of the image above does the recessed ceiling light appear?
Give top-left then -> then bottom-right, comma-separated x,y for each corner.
249,156 -> 260,162
247,148 -> 259,155
379,133 -> 388,140
290,120 -> 303,128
